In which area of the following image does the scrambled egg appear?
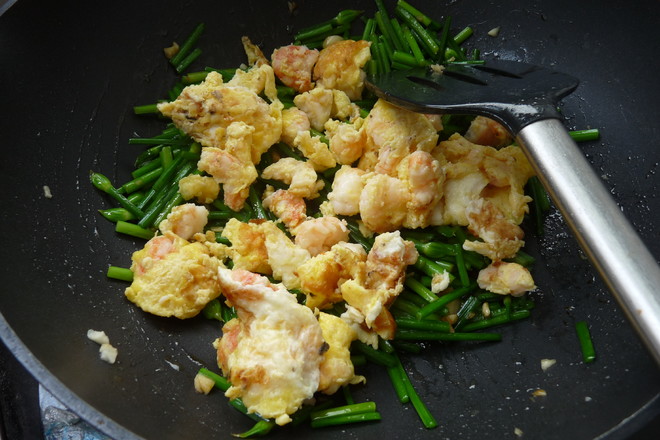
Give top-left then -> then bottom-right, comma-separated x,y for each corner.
477,261 -> 536,296
157,68 -> 283,211
312,39 -> 371,100
221,218 -> 271,275
125,231 -> 222,319
297,242 -> 367,310
317,312 -> 365,394
361,99 -> 439,174
157,71 -> 281,158
178,175 -> 220,205
215,268 -> 325,425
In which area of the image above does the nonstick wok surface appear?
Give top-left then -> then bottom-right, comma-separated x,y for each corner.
1,1 -> 659,439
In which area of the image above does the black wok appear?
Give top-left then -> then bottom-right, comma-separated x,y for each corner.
1,0 -> 659,439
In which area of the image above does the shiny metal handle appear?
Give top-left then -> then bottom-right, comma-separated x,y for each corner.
517,119 -> 660,365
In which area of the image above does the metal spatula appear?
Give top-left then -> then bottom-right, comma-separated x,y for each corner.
366,60 -> 660,365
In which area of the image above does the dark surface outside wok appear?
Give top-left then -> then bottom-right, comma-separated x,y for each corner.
0,0 -> 659,439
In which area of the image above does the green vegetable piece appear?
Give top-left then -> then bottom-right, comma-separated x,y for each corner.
575,320 -> 596,363
133,103 -> 160,115
106,266 -> 133,282
202,299 -> 224,322
90,172 -> 145,219
170,23 -> 205,67
235,420 -> 275,438
115,221 -> 155,240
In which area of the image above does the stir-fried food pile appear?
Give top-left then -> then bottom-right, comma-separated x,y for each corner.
93,1 -> 558,435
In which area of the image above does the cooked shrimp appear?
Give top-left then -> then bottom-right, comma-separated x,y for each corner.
477,261 -> 536,296
197,122 -> 258,211
293,88 -> 334,131
442,171 -> 490,225
365,231 -> 418,290
359,173 -> 410,233
215,268 -> 325,426
125,231 -> 222,319
281,107 -> 311,146
327,165 -> 365,216
440,133 -> 534,224
271,45 -> 320,93
340,232 -> 417,340
325,119 -> 366,165
313,39 -> 371,100
462,198 -> 525,261
260,221 -> 311,290
397,150 -> 444,229
158,203 -> 209,241
261,157 -> 324,199
262,189 -> 307,230
294,216 -> 349,256
464,115 -> 512,148
178,175 -> 220,204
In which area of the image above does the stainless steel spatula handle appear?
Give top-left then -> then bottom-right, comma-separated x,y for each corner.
518,119 -> 660,364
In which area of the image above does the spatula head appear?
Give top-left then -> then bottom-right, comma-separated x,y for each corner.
365,59 -> 579,135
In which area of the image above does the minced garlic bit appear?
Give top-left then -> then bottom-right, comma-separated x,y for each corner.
532,389 -> 547,398
87,329 -> 117,364
163,42 -> 180,59
482,301 -> 491,318
430,64 -> 445,74
43,185 -> 53,199
99,343 -> 118,364
488,27 -> 501,37
86,329 -> 110,345
194,372 -> 216,395
540,358 -> 557,372
431,271 -> 450,293
514,427 -> 524,437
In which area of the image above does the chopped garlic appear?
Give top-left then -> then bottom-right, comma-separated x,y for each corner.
540,358 -> 556,371
86,329 -> 110,345
194,372 -> 216,395
163,42 -> 180,59
99,343 -> 118,364
514,427 -> 524,437
488,27 -> 501,37
87,329 -> 117,364
43,185 -> 53,199
482,302 -> 491,318
430,64 -> 445,74
532,389 -> 547,398
431,271 -> 450,293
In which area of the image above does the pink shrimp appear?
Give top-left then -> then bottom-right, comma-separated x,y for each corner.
271,45 -> 320,93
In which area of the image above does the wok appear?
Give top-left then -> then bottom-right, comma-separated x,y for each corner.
1,0 -> 659,439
